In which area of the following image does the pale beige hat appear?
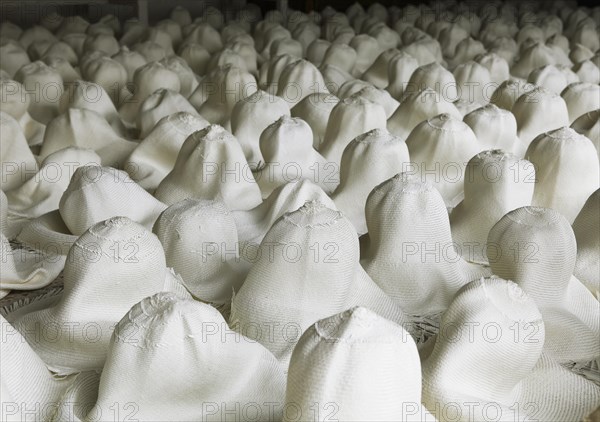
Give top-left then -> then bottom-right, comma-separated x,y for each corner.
14,217 -> 190,374
385,51 -> 419,100
476,51 -> 510,85
87,292 -> 285,421
422,276 -> 600,422
153,199 -> 246,305
387,87 -> 462,139
463,103 -> 520,152
512,86 -> 570,155
526,127 -> 599,223
111,45 -> 147,83
230,89 -> 291,169
511,42 -> 559,79
528,64 -> 570,94
231,179 -> 336,249
406,62 -> 458,100
450,150 -> 535,264
154,124 -> 263,210
14,61 -> 63,124
488,206 -> 600,365
291,93 -> 340,150
125,112 -> 209,191
80,56 -> 128,106
38,108 -> 137,168
178,42 -> 211,76
561,82 -> 600,124
573,189 -> 600,299
276,59 -> 330,107
453,60 -> 492,105
349,34 -> 382,76
571,109 -> 599,161
160,55 -> 200,97
362,48 -> 402,88
285,307 -> 434,422
131,40 -> 167,62
230,200 -> 412,366
405,113 -> 481,206
0,112 -> 38,192
362,173 -> 490,320
489,78 -> 535,111
0,40 -> 30,77
332,128 -> 409,235
136,88 -> 199,138
319,94 -> 387,167
0,79 -> 46,146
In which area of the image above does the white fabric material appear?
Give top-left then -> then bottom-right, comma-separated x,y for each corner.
88,293 -> 285,421
405,113 -> 481,206
573,189 -> 600,298
526,127 -> 599,223
291,93 -> 340,150
230,200 -> 412,367
136,88 -> 199,138
450,150 -> 535,263
14,61 -> 63,124
561,82 -> 600,124
285,307 -> 433,422
0,112 -> 38,191
463,104 -> 520,152
332,128 -> 409,235
571,109 -> 600,160
422,277 -> 600,422
488,207 -> 600,365
362,173 -> 490,318
153,199 -> 245,304
0,79 -> 46,147
254,115 -> 335,197
154,124 -> 262,210
14,217 -> 190,374
125,112 -> 209,190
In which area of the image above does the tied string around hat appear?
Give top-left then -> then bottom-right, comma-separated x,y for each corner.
230,200 -> 412,367
14,216 -> 190,374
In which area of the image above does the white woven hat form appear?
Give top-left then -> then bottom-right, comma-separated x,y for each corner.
350,34 -> 382,75
44,56 -> 80,85
319,63 -> 353,91
0,231 -> 63,291
512,86 -> 570,156
407,62 -> 458,100
111,45 -> 147,83
319,94 -> 387,167
528,64 -> 570,94
125,112 -> 209,191
362,173 -> 490,319
352,85 -> 400,118
0,315 -> 81,421
463,104 -> 520,152
55,16 -> 89,39
190,65 -> 257,130
153,199 -> 246,305
489,79 -> 535,111
336,79 -> 374,100
526,127 -> 599,223
0,20 -> 22,40
118,61 -> 181,127
561,82 -> 600,124
14,61 -> 63,124
291,93 -> 340,150
453,61 -> 492,105
450,150 -> 535,264
178,42 -> 211,76
154,124 -> 263,210
136,88 -> 199,138
386,51 -> 419,100
321,42 -> 357,75
571,109 -> 599,160
160,55 -> 199,97
387,88 -> 462,140
0,40 -> 30,77
405,113 -> 481,206
230,89 -> 291,169
332,128 -> 409,235
362,49 -> 402,89
422,277 -> 600,422
306,39 -> 331,67
487,206 -> 600,365
5,147 -> 101,234
131,40 -> 167,62
573,189 -> 600,299
510,42 -> 559,79
439,24 -> 469,60
254,115 -> 335,197
230,200 -> 412,367
57,80 -> 127,136
276,59 -> 330,107
270,39 -> 303,61
171,6 -> 192,27
0,79 -> 46,146
285,307 -> 434,422
80,56 -> 128,106
38,108 -> 137,168
83,33 -> 119,56
476,52 -> 510,86
14,217 -> 190,374
87,293 -> 285,421
231,179 -> 336,249
574,60 -> 600,85
453,98 -> 484,117
258,54 -> 295,91
0,112 -> 38,192
18,25 -> 57,49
